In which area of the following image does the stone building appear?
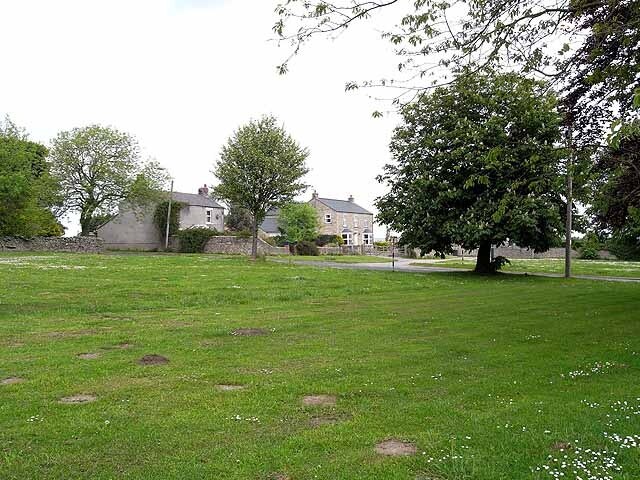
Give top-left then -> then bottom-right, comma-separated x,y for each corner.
97,185 -> 224,250
309,192 -> 374,246
260,191 -> 374,247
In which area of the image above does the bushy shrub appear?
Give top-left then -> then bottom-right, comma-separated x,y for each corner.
489,256 -> 511,272
315,234 -> 343,246
235,229 -> 252,239
177,227 -> 217,253
374,240 -> 389,248
295,240 -> 319,256
579,232 -> 602,260
153,200 -> 185,242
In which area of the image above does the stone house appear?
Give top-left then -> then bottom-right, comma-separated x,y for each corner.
97,185 -> 224,250
260,191 -> 374,246
309,192 -> 374,246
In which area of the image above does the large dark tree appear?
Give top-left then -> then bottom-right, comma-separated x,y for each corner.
0,117 -> 63,237
213,116 -> 309,258
376,71 -> 565,272
275,0 -> 640,142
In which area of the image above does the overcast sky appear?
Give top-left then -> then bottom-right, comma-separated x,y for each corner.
0,0 -> 403,236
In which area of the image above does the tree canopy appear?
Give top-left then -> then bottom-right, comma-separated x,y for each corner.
213,115 -> 309,258
275,0 -> 640,142
225,204 -> 254,232
0,117 -> 63,237
375,71 -> 565,272
49,125 -> 169,235
278,202 -> 319,244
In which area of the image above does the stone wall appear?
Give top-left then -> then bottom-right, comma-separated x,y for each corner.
202,236 -> 289,255
452,245 -> 616,260
318,245 -> 376,255
0,236 -> 104,253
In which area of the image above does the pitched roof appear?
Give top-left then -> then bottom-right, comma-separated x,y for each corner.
316,197 -> 372,215
170,192 -> 223,209
260,216 -> 279,234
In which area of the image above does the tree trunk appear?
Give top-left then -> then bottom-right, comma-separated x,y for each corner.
79,207 -> 95,236
474,240 -> 492,273
251,216 -> 258,260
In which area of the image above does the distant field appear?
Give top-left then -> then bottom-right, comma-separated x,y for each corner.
273,254 -> 392,263
1,253 -> 639,479
411,257 -> 640,278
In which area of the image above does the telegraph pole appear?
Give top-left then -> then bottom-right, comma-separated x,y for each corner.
165,180 -> 174,251
565,119 -> 573,278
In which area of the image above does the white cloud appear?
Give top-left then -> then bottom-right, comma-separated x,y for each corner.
0,0 -> 401,237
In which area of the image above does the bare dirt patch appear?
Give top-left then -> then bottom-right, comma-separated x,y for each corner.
1,376 -> 25,385
309,413 -> 351,427
58,394 -> 97,404
302,394 -> 337,406
375,439 -> 417,456
552,441 -> 572,451
77,352 -> 101,360
138,354 -> 169,365
216,384 -> 246,391
265,473 -> 290,480
115,342 -> 134,349
231,328 -> 269,336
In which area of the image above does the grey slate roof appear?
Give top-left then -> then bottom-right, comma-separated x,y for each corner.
260,216 -> 280,234
317,198 -> 372,215
170,192 -> 223,209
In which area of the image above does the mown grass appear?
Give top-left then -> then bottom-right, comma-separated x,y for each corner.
1,253 -> 639,479
411,257 -> 640,278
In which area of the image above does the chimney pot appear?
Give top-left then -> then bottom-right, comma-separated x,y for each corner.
311,190 -> 319,200
348,195 -> 354,203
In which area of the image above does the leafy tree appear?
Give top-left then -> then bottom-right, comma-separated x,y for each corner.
225,204 -> 254,232
376,71 -> 565,273
49,125 -> 169,235
278,202 -> 319,244
275,1 -> 640,143
213,116 -> 309,258
0,117 -> 63,237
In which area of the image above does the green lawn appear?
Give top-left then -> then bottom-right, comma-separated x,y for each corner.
1,253 -> 639,479
272,254 -> 392,263
411,257 -> 640,278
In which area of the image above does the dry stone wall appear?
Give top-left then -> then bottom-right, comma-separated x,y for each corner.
0,236 -> 104,253
202,236 -> 289,255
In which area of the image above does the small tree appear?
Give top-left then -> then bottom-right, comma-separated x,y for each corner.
278,202 -> 319,244
49,125 -> 169,235
213,116 -> 309,258
376,71 -> 565,273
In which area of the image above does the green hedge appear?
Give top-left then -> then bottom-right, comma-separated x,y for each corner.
176,227 -> 218,253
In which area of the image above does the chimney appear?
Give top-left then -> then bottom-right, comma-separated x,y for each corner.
311,190 -> 319,200
198,184 -> 209,196
348,194 -> 354,203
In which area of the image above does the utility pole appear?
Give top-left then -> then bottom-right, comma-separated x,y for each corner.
565,120 -> 573,278
165,180 -> 174,251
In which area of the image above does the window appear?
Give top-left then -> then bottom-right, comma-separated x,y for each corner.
343,215 -> 347,227
342,233 -> 352,245
354,216 -> 358,228
206,208 -> 213,224
364,219 -> 369,228
325,213 -> 332,223
363,233 -> 373,245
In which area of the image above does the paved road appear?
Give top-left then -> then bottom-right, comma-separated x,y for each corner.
274,258 -> 640,283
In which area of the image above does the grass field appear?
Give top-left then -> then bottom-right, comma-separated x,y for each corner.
411,258 -> 640,278
1,253 -> 639,479
273,255 -> 392,264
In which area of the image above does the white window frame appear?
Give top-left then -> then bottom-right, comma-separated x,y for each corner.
325,213 -> 332,224
363,233 -> 372,245
342,233 -> 352,246
343,215 -> 347,227
206,208 -> 213,224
